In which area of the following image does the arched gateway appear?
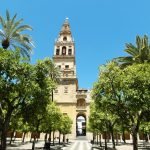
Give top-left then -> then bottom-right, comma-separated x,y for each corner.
53,18 -> 91,139
76,113 -> 86,136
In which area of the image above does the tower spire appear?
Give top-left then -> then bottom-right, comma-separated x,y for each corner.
60,18 -> 71,35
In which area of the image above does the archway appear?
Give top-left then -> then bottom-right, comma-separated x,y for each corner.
76,113 -> 86,136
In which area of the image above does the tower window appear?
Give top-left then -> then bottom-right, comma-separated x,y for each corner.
64,87 -> 68,93
65,65 -> 69,69
68,49 -> 72,55
58,65 -> 61,69
63,36 -> 67,41
56,49 -> 60,55
62,46 -> 66,55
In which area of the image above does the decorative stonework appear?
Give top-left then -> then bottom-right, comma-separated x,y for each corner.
53,18 -> 91,139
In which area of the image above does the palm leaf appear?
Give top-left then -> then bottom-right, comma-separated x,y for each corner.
18,46 -> 30,59
6,10 -> 10,22
14,25 -> 32,33
0,16 -> 6,28
125,43 -> 139,56
0,29 -> 5,38
11,44 -> 30,60
136,35 -> 142,50
0,11 -> 33,58
11,19 -> 23,34
10,13 -> 17,30
116,35 -> 150,68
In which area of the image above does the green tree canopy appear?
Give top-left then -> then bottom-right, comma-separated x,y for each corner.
0,49 -> 59,150
92,62 -> 150,150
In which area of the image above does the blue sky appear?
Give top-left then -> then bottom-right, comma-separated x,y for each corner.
1,0 -> 150,89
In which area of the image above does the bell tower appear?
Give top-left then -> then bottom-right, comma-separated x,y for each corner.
53,18 -> 78,104
53,18 -> 91,140
53,18 -> 76,79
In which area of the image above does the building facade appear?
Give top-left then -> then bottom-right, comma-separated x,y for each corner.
53,18 -> 91,139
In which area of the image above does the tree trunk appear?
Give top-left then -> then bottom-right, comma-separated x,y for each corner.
132,130 -> 138,150
49,131 -> 51,149
99,134 -> 102,147
59,131 -> 61,145
0,109 -> 12,150
96,133 -> 98,145
32,136 -> 36,150
44,133 -> 47,143
122,128 -> 126,143
10,130 -> 15,144
144,133 -> 148,142
116,133 -> 118,145
110,128 -> 115,149
53,131 -> 55,145
104,131 -> 107,150
49,131 -> 51,142
1,128 -> 7,150
63,134 -> 65,143
93,132 -> 95,144
22,132 -> 26,143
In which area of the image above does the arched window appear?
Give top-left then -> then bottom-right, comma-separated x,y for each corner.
63,36 -> 67,41
62,46 -> 66,55
68,49 -> 72,55
56,49 -> 60,55
64,87 -> 68,93
77,99 -> 86,107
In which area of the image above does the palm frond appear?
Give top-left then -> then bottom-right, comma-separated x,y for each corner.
116,56 -> 134,68
0,29 -> 5,38
0,16 -> 6,28
18,46 -> 30,60
11,19 -> 23,33
136,35 -> 142,50
116,56 -> 133,63
10,13 -> 17,30
125,44 -> 138,56
116,35 -> 150,68
16,37 -> 32,52
0,11 -> 33,58
11,44 -> 30,60
14,25 -> 33,33
143,35 -> 149,49
6,10 -> 10,22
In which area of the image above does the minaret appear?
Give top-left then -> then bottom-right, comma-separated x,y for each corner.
53,18 -> 77,80
53,18 -> 78,103
53,19 -> 91,139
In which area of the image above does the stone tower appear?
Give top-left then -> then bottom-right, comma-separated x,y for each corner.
53,18 -> 91,139
53,18 -> 78,105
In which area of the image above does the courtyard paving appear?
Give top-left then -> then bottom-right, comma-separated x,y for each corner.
6,138 -> 150,150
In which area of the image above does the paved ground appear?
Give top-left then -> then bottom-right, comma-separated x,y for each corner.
7,140 -> 45,150
6,137 -> 150,150
62,139 -> 91,150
